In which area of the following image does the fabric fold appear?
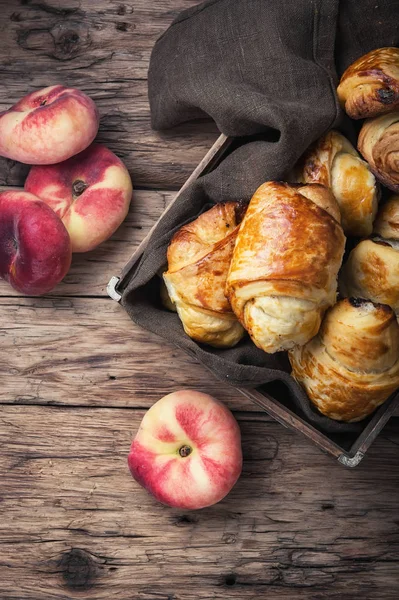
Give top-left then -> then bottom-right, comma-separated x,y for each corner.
122,0 -> 399,433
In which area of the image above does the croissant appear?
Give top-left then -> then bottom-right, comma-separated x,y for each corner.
225,182 -> 345,353
289,298 -> 399,422
337,47 -> 399,119
160,278 -> 177,312
340,196 -> 399,316
163,202 -> 246,348
373,194 -> 399,240
357,112 -> 399,192
296,130 -> 379,236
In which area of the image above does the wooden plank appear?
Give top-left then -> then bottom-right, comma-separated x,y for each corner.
1,295 -> 398,416
0,0 -> 219,190
0,296 -> 256,411
1,3 -> 397,598
0,405 -> 398,600
0,189 -> 174,298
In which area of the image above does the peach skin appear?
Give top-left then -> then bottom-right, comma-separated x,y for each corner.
25,143 -> 133,253
128,390 -> 242,509
0,85 -> 99,164
0,190 -> 71,295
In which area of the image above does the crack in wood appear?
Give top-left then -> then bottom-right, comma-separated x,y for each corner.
50,527 -> 153,540
20,1 -> 83,16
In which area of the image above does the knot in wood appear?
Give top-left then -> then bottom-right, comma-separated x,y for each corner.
50,22 -> 91,60
58,548 -> 98,590
225,574 -> 237,586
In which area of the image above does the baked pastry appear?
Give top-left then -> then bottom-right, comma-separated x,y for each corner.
289,298 -> 399,422
163,202 -> 246,348
340,240 -> 399,317
297,130 -> 379,236
340,196 -> 399,316
225,182 -> 345,353
357,112 -> 399,192
160,278 -> 176,312
337,47 -> 399,119
373,194 -> 399,240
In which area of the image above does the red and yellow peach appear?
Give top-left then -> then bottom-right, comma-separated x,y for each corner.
0,190 -> 71,295
128,390 -> 242,509
0,85 -> 99,165
25,143 -> 132,253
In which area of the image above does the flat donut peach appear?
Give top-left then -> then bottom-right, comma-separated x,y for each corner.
25,143 -> 133,253
0,190 -> 71,295
0,85 -> 99,164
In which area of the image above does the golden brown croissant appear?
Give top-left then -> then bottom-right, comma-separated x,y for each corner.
373,194 -> 399,240
337,47 -> 399,119
340,196 -> 399,316
159,278 -> 177,312
163,202 -> 246,348
357,112 -> 399,192
296,130 -> 379,236
225,182 -> 345,353
289,298 -> 399,422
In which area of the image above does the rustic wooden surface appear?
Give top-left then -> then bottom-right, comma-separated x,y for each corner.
0,1 -> 398,599
0,0 -> 219,190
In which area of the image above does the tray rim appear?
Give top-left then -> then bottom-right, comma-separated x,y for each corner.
107,133 -> 399,467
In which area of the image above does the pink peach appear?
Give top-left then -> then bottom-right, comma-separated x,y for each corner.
25,143 -> 132,253
128,390 -> 243,509
0,85 -> 99,164
0,190 -> 71,295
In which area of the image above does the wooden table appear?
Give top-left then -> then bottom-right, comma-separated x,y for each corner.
0,2 -> 398,599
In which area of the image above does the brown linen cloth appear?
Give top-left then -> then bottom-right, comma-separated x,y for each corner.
122,0 -> 399,433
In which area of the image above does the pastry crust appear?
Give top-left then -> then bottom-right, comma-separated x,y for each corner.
289,299 -> 399,422
226,182 -> 345,353
340,194 -> 399,316
337,47 -> 399,119
357,112 -> 399,192
159,278 -> 177,312
340,239 -> 399,316
373,195 -> 399,240
163,202 -> 246,348
298,130 -> 379,236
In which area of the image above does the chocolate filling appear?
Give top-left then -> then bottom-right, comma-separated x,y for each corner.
348,297 -> 371,308
377,88 -> 396,104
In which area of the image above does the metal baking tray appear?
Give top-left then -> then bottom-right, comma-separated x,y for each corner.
108,133 -> 399,467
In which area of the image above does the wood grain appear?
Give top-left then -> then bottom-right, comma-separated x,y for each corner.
0,296 -> 256,411
1,3 -> 399,599
0,0 -> 219,190
1,277 -> 398,416
0,404 -> 398,600
0,188 -> 174,297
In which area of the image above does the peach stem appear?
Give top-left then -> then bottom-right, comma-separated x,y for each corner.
178,445 -> 192,457
72,180 -> 89,198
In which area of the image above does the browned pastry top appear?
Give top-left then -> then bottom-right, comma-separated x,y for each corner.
297,130 -> 379,236
373,195 -> 399,240
229,182 -> 343,299
163,201 -> 247,348
357,112 -> 399,193
289,299 -> 399,422
226,182 -> 345,353
166,201 -> 246,313
320,298 -> 398,373
339,239 -> 399,316
167,201 -> 246,273
337,47 -> 399,119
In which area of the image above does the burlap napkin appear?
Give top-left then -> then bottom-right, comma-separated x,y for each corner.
122,0 -> 399,434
